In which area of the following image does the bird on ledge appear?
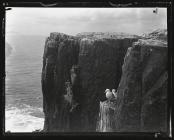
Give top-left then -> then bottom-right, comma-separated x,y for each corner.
105,89 -> 114,101
112,89 -> 117,99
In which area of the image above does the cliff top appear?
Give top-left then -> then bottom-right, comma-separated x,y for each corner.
134,39 -> 167,47
49,32 -> 140,41
142,29 -> 167,41
136,29 -> 167,47
49,29 -> 167,44
49,32 -> 76,41
76,32 -> 140,39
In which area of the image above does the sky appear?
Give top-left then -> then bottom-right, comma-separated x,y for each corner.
6,8 -> 167,36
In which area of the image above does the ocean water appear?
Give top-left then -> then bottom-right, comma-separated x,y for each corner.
5,35 -> 46,132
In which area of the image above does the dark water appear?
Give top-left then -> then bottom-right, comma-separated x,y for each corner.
5,35 -> 46,132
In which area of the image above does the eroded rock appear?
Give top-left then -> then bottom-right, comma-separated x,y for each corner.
42,32 -> 138,132
41,30 -> 167,132
116,33 -> 168,132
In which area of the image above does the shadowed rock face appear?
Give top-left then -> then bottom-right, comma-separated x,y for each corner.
116,36 -> 168,132
42,33 -> 79,131
78,38 -> 138,131
41,32 -> 138,132
42,30 -> 167,132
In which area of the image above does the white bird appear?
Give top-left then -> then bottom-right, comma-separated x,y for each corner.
112,89 -> 117,98
105,89 -> 114,100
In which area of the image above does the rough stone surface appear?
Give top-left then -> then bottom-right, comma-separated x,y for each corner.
42,33 -> 80,131
41,30 -> 167,132
142,29 -> 167,42
41,32 -> 138,132
78,38 -> 138,131
116,37 -> 168,132
96,99 -> 119,132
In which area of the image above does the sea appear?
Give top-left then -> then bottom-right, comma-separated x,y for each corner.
5,34 -> 47,132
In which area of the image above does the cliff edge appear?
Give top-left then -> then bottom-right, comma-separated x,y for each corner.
41,30 -> 167,132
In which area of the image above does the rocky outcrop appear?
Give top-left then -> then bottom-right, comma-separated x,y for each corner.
116,31 -> 168,132
42,33 -> 80,131
142,29 -> 167,41
41,32 -> 138,132
78,37 -> 138,131
42,29 -> 167,132
96,99 -> 119,132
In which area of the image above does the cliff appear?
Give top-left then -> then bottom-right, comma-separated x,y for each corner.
96,30 -> 168,132
41,32 -> 138,132
41,30 -> 167,132
115,30 -> 168,132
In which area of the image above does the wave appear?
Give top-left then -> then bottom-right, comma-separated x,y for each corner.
5,104 -> 44,132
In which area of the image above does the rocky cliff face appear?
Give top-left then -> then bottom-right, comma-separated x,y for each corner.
42,33 -> 80,131
116,31 -> 168,132
41,30 -> 167,132
42,32 -> 138,132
